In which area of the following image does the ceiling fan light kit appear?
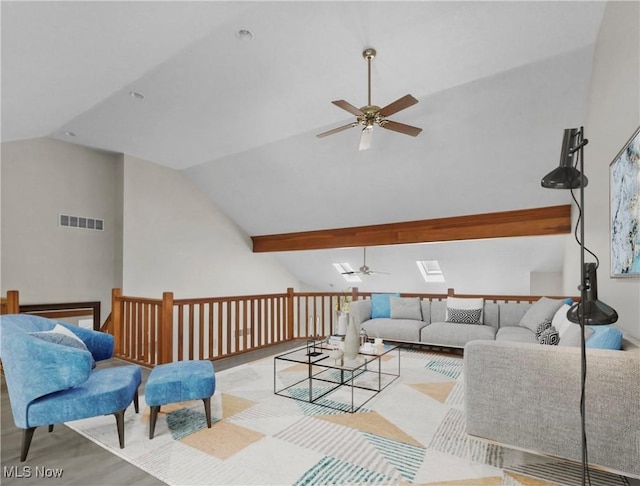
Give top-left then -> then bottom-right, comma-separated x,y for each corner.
317,48 -> 422,150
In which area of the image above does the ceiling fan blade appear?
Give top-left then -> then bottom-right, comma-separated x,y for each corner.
316,122 -> 359,138
332,100 -> 364,116
359,126 -> 373,151
378,94 -> 419,117
380,120 -> 422,137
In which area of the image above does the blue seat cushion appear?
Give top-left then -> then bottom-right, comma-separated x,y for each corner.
26,365 -> 141,427
145,360 -> 215,407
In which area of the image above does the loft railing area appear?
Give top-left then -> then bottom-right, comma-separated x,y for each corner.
110,287 -> 563,368
2,288 -> 575,368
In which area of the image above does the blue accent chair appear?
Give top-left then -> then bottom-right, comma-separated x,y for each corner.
0,314 -> 141,461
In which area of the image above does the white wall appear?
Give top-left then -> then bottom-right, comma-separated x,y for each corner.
121,155 -> 301,298
0,138 -> 121,323
563,1 -> 640,338
530,272 -> 562,296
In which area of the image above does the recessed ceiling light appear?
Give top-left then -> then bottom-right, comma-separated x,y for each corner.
64,131 -> 76,137
236,29 -> 253,41
129,91 -> 145,100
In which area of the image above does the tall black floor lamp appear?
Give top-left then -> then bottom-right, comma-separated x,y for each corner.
541,127 -> 618,486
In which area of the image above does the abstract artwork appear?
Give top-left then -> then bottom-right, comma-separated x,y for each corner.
610,125 -> 640,277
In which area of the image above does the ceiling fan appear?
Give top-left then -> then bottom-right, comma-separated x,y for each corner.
317,48 -> 422,150
342,248 -> 389,276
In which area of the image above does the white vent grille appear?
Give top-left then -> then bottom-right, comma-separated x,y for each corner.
59,214 -> 104,231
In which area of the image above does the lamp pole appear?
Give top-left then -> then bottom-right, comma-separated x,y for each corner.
574,129 -> 589,486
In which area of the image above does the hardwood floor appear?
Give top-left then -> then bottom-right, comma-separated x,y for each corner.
1,341 -> 300,486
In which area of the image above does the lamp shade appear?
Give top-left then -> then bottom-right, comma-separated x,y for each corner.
541,128 -> 589,189
567,263 -> 618,325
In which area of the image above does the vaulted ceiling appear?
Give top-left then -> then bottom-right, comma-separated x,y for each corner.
1,1 -> 607,294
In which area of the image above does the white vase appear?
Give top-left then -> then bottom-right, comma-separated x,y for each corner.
337,313 -> 348,335
343,316 -> 359,360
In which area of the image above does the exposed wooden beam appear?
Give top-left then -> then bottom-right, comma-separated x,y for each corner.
251,205 -> 571,252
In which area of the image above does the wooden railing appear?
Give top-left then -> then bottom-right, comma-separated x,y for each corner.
111,288 -> 304,366
110,287 -> 579,368
0,290 -> 101,329
1,290 -> 20,315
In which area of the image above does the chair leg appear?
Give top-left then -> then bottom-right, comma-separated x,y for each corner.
48,425 -> 54,433
133,389 -> 139,413
113,409 -> 125,449
21,427 -> 36,462
202,397 -> 212,428
149,405 -> 160,439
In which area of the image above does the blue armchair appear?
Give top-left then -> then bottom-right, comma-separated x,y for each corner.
0,314 -> 141,461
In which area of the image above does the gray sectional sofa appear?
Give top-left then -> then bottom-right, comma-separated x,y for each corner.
349,293 -> 639,478
465,338 -> 640,478
349,295 -> 570,349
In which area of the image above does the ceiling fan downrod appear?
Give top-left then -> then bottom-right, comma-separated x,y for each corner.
363,48 -> 376,108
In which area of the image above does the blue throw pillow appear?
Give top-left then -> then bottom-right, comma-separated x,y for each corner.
371,293 -> 400,319
585,325 -> 623,350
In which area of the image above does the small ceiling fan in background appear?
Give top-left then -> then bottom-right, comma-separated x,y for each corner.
317,48 -> 422,150
342,247 -> 389,276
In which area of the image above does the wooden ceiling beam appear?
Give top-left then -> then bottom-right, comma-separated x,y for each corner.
251,205 -> 571,253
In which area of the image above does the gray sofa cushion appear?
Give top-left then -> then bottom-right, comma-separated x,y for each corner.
483,302 -> 499,329
361,318 -> 427,342
420,300 -> 431,325
518,297 -> 565,332
431,300 -> 447,322
495,326 -> 538,344
498,302 -> 532,327
420,321 -> 497,348
390,297 -> 423,320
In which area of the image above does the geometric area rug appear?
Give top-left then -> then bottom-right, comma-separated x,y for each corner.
65,349 -> 631,486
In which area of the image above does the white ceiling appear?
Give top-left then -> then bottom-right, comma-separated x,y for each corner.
1,1 -> 608,294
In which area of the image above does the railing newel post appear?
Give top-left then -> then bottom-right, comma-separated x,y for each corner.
112,289 -> 122,355
351,287 -> 359,302
161,292 -> 174,364
6,290 -> 20,314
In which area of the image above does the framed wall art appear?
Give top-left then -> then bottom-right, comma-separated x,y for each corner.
610,125 -> 640,277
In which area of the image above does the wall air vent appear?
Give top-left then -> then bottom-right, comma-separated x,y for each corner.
59,214 -> 104,231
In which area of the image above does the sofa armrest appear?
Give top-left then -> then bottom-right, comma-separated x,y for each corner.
349,299 -> 371,327
464,340 -> 640,477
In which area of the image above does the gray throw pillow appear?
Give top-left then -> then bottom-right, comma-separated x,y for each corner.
519,297 -> 565,333
390,297 -> 423,320
30,324 -> 96,368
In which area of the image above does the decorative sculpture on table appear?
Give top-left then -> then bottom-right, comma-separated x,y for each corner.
343,315 -> 360,360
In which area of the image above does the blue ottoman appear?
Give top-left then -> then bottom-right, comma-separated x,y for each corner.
145,360 -> 215,439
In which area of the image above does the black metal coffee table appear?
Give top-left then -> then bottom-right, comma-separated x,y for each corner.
273,340 -> 400,413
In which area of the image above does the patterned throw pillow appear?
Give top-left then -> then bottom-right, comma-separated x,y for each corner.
535,318 -> 553,339
538,326 -> 560,345
445,307 -> 482,324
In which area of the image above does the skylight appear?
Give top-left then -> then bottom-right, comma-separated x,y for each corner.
333,263 -> 362,283
417,260 -> 445,283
